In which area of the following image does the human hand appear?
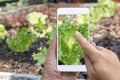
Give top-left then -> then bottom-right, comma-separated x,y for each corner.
41,36 -> 79,80
75,31 -> 120,80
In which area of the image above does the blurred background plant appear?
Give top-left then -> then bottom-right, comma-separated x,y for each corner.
6,28 -> 37,53
27,12 -> 48,38
90,0 -> 118,30
4,10 -> 56,65
32,25 -> 56,65
17,0 -> 29,6
6,2 -> 17,9
32,47 -> 48,65
0,24 -> 7,40
76,0 -> 118,31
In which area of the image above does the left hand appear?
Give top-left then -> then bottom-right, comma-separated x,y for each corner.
41,36 -> 79,80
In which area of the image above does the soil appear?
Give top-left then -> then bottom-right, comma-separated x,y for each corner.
0,38 -> 48,75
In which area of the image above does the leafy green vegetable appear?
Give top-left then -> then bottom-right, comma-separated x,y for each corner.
32,25 -> 56,65
0,24 -> 7,40
27,12 -> 47,27
77,15 -> 88,25
32,47 -> 48,65
58,17 -> 88,65
28,12 -> 56,66
27,12 -> 48,38
7,28 -> 37,53
91,0 -> 117,29
6,2 -> 17,9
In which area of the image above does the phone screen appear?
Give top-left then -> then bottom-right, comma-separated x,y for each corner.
58,14 -> 89,65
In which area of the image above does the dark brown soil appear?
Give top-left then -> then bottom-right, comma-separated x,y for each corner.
0,38 -> 48,75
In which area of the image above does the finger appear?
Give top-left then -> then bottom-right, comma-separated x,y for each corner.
75,31 -> 99,62
46,36 -> 57,62
90,38 -> 96,46
90,41 -> 96,46
75,31 -> 97,52
84,53 -> 95,74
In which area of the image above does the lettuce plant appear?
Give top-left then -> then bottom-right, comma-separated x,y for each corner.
0,24 -> 7,40
27,12 -> 56,65
90,0 -> 117,26
32,47 -> 48,65
7,28 -> 37,53
32,25 -> 56,65
58,18 -> 88,65
27,12 -> 48,38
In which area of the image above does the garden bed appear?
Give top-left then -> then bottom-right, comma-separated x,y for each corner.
0,38 -> 47,75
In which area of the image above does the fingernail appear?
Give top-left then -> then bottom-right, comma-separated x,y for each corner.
75,31 -> 80,35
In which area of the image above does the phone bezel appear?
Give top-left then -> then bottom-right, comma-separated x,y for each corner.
57,8 -> 90,72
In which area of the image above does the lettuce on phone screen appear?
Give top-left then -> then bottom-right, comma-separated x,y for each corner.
58,14 -> 88,65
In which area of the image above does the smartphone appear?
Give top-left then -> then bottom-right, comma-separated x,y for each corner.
57,8 -> 90,72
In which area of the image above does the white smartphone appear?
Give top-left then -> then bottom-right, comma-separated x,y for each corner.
57,8 -> 90,72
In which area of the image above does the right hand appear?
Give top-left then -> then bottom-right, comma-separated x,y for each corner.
75,31 -> 120,80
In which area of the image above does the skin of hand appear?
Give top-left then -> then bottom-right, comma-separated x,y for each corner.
75,31 -> 120,80
41,36 -> 79,80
